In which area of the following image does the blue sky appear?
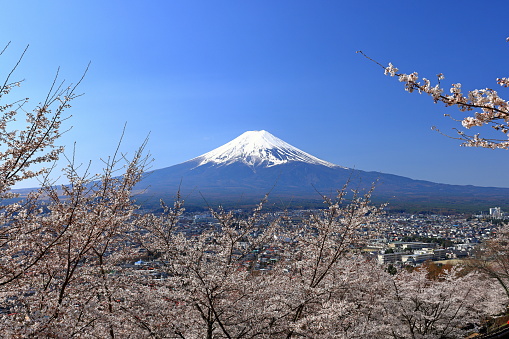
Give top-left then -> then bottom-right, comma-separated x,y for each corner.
2,1 -> 509,188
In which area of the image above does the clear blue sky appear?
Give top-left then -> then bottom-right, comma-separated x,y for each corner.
2,1 -> 509,188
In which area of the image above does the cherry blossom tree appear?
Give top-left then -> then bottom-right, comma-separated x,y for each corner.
359,40 -> 509,336
469,223 -> 509,302
120,195 -> 285,338
0,44 -> 152,338
382,267 -> 504,339
0,42 -> 82,299
265,187 -> 384,338
0,135 -> 150,337
117,187 -> 393,338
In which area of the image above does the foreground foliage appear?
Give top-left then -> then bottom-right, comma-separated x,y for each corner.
0,45 -> 506,338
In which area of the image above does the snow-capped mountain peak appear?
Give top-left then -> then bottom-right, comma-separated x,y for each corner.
190,130 -> 341,169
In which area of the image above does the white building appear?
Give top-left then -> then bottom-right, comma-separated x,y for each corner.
490,207 -> 502,218
377,252 -> 404,264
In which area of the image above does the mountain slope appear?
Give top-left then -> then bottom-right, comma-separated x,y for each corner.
136,131 -> 509,212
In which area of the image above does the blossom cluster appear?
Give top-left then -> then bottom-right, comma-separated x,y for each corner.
371,39 -> 509,149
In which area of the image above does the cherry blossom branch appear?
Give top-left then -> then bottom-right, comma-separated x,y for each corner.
358,43 -> 509,149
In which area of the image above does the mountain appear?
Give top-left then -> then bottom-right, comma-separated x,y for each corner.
136,130 -> 509,213
188,130 -> 339,169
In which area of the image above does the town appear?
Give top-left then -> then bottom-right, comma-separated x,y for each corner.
132,206 -> 506,273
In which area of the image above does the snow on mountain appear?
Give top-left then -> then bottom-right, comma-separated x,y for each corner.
189,130 -> 343,169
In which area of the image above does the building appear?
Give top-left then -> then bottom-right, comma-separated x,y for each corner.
377,252 -> 404,264
490,207 -> 502,218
